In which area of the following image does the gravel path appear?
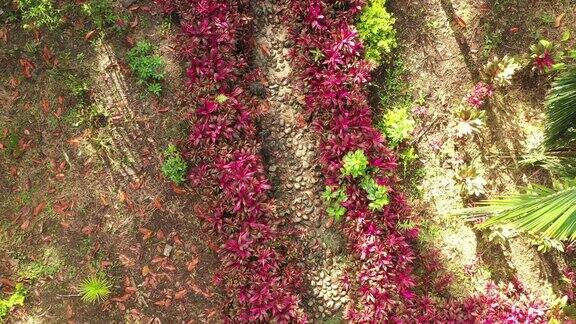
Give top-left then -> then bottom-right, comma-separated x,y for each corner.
252,1 -> 350,320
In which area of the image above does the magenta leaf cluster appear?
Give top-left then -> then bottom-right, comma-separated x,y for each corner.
159,0 -> 306,322
288,0 -> 550,321
466,81 -> 495,108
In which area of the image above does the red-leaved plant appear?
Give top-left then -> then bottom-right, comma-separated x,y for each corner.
157,0 -> 306,322
288,0 -> 550,321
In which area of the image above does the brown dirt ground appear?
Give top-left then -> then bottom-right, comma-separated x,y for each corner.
389,0 -> 576,301
0,1 -> 220,323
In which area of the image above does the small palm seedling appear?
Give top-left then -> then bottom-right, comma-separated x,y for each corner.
79,275 -> 112,304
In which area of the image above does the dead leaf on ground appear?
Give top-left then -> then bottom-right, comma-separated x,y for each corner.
85,30 -> 96,41
455,15 -> 466,29
187,258 -> 199,272
33,202 -> 46,216
139,228 -> 153,240
142,265 -> 150,277
174,289 -> 187,300
555,13 -> 566,28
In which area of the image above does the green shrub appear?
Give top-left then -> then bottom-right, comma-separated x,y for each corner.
0,284 -> 27,321
79,275 -> 111,304
377,106 -> 415,148
360,177 -> 390,211
356,0 -> 397,64
81,0 -> 119,29
161,144 -> 188,184
322,186 -> 348,221
18,0 -> 61,30
127,41 -> 166,96
341,149 -> 369,178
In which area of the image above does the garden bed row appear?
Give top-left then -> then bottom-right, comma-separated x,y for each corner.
158,0 -> 306,322
288,0 -> 550,322
159,0 -> 553,322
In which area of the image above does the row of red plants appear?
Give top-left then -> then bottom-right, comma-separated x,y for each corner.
154,0 -> 553,322
155,0 -> 306,322
288,0 -> 550,322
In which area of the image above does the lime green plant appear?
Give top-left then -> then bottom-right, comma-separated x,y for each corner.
127,41 -> 166,96
341,149 -> 369,178
378,106 -> 415,148
356,0 -> 397,64
360,177 -> 390,211
322,186 -> 348,221
79,275 -> 111,304
0,284 -> 27,321
161,144 -> 188,184
17,0 -> 61,30
338,150 -> 390,213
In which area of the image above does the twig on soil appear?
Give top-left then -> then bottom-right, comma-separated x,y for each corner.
57,293 -> 81,298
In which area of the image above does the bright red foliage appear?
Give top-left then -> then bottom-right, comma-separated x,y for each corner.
288,0 -> 550,322
160,0 -> 306,322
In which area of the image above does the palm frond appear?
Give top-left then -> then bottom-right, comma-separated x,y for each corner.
459,179 -> 576,241
545,66 -> 576,147
521,149 -> 576,178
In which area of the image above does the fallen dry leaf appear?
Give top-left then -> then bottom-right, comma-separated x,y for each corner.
33,202 -> 46,216
19,58 -> 35,79
130,16 -> 139,28
139,228 -> 153,240
85,30 -> 96,41
187,258 -> 199,272
455,15 -> 466,29
174,289 -> 187,300
142,265 -> 150,277
555,13 -> 566,28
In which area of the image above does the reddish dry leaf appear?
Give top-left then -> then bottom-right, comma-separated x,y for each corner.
42,46 -> 56,66
154,300 -> 167,307
0,28 -> 7,42
130,16 -> 139,28
510,27 -> 519,33
60,221 -> 70,230
119,254 -> 135,268
9,77 -> 19,89
101,260 -> 112,267
128,4 -> 140,11
172,184 -> 186,195
33,202 -> 46,216
142,265 -> 150,277
21,219 -> 30,230
187,258 -> 199,272
0,278 -> 16,289
174,289 -> 187,300
156,229 -> 165,240
38,99 -> 48,113
455,15 -> 466,29
0,143 -> 4,150
19,58 -> 35,78
82,225 -> 94,235
139,227 -> 153,240
66,304 -> 74,319
85,30 -> 96,41
111,293 -> 132,302
153,198 -> 162,210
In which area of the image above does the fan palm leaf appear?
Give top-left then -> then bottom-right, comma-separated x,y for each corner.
461,180 -> 576,241
545,66 -> 576,147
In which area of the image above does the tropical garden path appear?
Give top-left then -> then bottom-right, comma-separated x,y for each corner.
252,1 -> 350,320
